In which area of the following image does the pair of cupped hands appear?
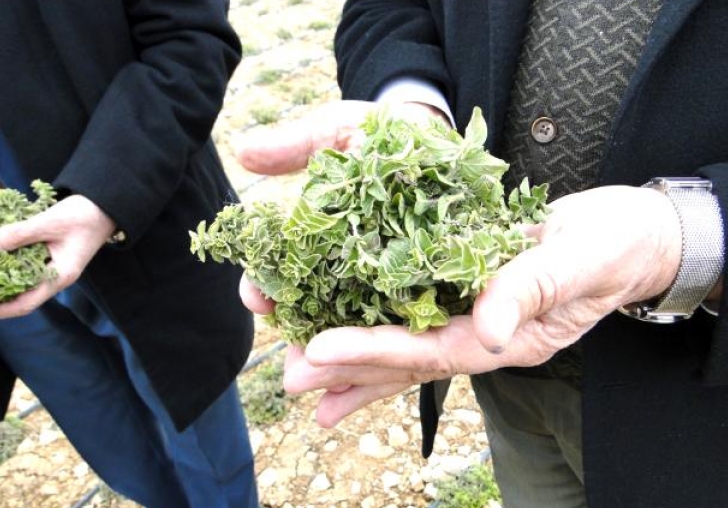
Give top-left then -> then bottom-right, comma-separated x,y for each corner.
237,100 -> 681,428
0,100 -> 681,427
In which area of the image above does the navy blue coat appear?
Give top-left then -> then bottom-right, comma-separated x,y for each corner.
336,1 -> 728,506
0,0 -> 252,431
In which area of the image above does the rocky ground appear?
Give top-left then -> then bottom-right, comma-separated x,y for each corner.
0,1 -> 497,507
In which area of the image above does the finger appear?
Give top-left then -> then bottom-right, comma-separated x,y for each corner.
305,316 -> 477,371
235,101 -> 374,175
284,354 -> 420,394
0,216 -> 48,252
238,276 -> 275,314
315,382 -> 412,428
284,344 -> 306,369
0,280 -> 56,318
472,241 -> 584,353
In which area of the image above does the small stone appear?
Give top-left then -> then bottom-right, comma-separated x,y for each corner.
16,437 -> 35,453
310,473 -> 332,491
296,454 -> 316,477
424,482 -> 439,500
387,425 -> 409,448
361,496 -> 377,508
456,444 -> 473,456
359,433 -> 394,459
433,434 -> 450,453
257,467 -> 278,489
381,471 -> 401,490
443,425 -> 464,439
72,463 -> 89,478
475,432 -> 489,444
451,408 -> 482,426
249,428 -> 265,455
39,482 -> 59,495
408,472 -> 425,492
420,464 -> 448,483
439,455 -> 469,476
38,429 -> 61,446
323,440 -> 339,452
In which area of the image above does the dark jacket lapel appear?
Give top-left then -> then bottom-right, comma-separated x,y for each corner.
485,0 -> 531,150
604,0 -> 706,180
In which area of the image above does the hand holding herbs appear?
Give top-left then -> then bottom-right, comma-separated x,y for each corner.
191,107 -> 548,346
0,180 -> 57,303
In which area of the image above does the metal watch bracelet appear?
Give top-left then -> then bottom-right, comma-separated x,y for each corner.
618,177 -> 724,323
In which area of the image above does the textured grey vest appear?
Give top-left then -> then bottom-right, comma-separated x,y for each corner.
501,0 -> 664,199
500,0 -> 663,385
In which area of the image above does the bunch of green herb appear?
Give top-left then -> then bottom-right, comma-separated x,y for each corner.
0,180 -> 57,303
191,107 -> 548,346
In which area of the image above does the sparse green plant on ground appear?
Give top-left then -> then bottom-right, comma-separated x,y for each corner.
239,355 -> 292,425
292,86 -> 317,105
250,105 -> 280,125
256,68 -> 285,85
435,462 -> 502,508
308,20 -> 333,30
97,482 -> 128,507
276,28 -> 293,41
0,417 -> 26,465
241,43 -> 261,57
288,0 -> 304,5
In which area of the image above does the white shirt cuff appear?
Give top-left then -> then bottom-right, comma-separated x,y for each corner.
375,77 -> 455,126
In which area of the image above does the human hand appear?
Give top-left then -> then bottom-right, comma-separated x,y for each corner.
272,185 -> 683,427
0,195 -> 116,317
235,99 -> 449,176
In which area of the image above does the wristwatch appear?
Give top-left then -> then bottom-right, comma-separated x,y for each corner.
618,177 -> 724,323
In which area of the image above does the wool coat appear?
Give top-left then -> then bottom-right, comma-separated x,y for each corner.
335,1 -> 728,506
0,0 -> 252,431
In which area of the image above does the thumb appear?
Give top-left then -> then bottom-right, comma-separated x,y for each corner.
235,100 -> 374,176
472,244 -> 563,353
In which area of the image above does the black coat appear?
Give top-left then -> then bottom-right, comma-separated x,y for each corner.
335,1 -> 728,506
0,0 -> 252,431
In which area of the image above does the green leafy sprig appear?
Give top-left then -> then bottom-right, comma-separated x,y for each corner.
191,107 -> 549,346
0,180 -> 57,303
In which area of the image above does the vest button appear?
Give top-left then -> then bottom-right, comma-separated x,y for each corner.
531,117 -> 558,144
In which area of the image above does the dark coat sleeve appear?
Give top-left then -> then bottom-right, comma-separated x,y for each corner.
696,164 -> 728,385
0,356 -> 15,420
53,0 -> 241,245
335,0 -> 452,101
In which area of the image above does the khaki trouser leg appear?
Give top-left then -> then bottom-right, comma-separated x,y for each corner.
471,370 -> 587,508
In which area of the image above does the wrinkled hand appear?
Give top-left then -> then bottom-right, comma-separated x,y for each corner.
0,195 -> 116,317
243,185 -> 682,427
236,100 -> 682,428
